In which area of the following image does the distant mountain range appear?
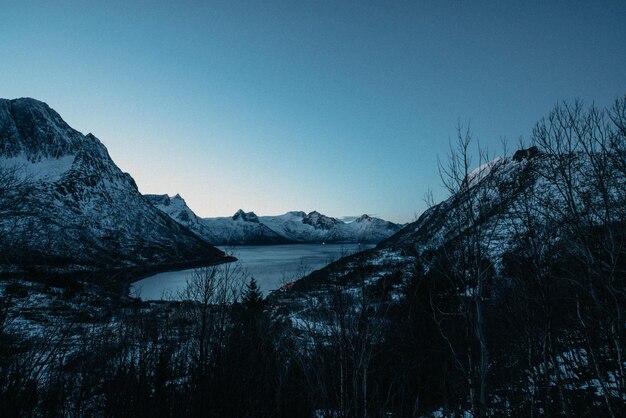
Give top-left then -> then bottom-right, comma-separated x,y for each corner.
0,98 -> 225,275
145,194 -> 404,245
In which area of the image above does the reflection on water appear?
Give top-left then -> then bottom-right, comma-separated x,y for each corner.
130,243 -> 374,301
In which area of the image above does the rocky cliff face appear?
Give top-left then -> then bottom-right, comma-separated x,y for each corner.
0,98 -> 224,275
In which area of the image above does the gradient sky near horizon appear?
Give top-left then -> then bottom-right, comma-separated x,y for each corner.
1,1 -> 625,223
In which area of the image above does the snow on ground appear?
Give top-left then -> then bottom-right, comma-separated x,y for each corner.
0,154 -> 75,181
465,157 -> 503,186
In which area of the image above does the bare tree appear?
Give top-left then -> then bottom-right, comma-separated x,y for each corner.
430,123 -> 508,416
177,260 -> 246,378
531,97 -> 626,416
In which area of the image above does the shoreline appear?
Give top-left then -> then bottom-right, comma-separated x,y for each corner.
0,255 -> 238,295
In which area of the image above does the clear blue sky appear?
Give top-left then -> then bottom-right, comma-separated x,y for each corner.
2,0 -> 625,223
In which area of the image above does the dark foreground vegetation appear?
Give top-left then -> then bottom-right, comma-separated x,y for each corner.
1,97 -> 625,417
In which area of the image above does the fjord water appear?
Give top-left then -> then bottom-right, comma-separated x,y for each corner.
130,243 -> 374,300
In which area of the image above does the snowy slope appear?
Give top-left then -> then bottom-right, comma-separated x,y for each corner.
271,149 -> 582,334
144,194 -> 217,241
0,98 -> 225,274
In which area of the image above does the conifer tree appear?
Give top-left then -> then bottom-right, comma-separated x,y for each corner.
241,278 -> 264,310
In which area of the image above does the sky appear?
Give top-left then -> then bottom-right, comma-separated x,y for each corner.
1,0 -> 625,223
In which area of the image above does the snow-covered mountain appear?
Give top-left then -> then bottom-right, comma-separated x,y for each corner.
259,210 -> 403,244
286,149 -> 563,290
0,98 -> 225,275
146,194 -> 404,245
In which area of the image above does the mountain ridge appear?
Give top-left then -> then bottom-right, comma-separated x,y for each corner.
146,193 -> 404,245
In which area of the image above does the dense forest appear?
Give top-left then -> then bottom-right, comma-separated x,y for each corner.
1,97 -> 625,417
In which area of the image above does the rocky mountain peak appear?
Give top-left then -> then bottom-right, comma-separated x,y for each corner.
0,98 -> 93,160
145,194 -> 171,206
232,209 -> 259,223
303,210 -> 340,230
512,146 -> 541,162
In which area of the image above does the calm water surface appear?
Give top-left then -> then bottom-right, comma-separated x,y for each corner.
130,243 -> 374,300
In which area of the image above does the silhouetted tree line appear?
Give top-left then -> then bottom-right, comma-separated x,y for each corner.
1,96 -> 625,416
